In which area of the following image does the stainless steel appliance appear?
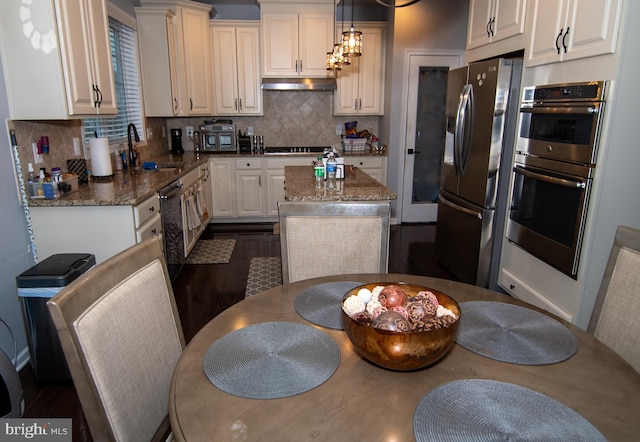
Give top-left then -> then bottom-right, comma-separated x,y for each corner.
199,120 -> 237,153
436,57 -> 523,288
159,180 -> 185,281
506,81 -> 607,279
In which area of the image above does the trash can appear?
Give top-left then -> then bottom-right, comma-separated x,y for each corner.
16,253 -> 95,383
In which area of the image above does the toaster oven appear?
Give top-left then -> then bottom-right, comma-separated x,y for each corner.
199,121 -> 237,153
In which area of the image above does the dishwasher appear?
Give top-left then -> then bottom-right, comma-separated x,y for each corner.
159,179 -> 185,281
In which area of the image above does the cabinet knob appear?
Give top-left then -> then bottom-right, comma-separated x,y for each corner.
151,228 -> 157,235
510,284 -> 515,290
149,206 -> 155,212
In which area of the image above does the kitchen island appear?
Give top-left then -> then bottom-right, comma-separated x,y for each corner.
278,166 -> 396,283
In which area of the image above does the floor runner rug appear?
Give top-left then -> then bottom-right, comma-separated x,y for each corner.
245,257 -> 282,298
185,239 -> 235,264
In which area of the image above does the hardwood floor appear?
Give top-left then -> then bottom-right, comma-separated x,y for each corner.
18,222 -> 455,441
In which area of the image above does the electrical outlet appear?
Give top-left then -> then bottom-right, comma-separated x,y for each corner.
336,124 -> 342,136
186,126 -> 194,137
73,137 -> 81,156
147,127 -> 153,140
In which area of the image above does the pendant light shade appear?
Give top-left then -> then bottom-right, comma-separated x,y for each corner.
342,0 -> 362,57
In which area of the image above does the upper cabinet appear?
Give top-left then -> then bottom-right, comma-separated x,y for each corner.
211,22 -> 262,116
334,23 -> 386,116
260,0 -> 334,78
136,0 -> 214,117
0,0 -> 117,119
467,0 -> 527,50
527,0 -> 623,67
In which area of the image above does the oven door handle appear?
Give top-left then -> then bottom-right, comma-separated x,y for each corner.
519,105 -> 601,115
514,166 -> 587,189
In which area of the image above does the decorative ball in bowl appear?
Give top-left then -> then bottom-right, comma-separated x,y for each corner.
341,282 -> 460,371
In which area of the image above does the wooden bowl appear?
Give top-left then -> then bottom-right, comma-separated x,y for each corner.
341,282 -> 460,371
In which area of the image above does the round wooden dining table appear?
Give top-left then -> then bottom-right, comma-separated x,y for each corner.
169,274 -> 640,441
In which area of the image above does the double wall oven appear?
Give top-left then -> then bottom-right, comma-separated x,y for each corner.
506,81 -> 606,279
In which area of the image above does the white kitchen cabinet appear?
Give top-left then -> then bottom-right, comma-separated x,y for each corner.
30,194 -> 162,265
209,158 -> 236,218
260,0 -> 334,78
135,0 -> 214,117
211,22 -> 262,116
265,157 -> 315,217
466,0 -> 527,50
347,156 -> 387,185
235,159 -> 264,217
527,0 -> 623,67
334,24 -> 386,116
0,0 -> 117,119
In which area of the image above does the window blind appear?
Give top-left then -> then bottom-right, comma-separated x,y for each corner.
83,17 -> 144,146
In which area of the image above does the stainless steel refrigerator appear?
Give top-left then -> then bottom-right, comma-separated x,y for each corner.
436,57 -> 522,289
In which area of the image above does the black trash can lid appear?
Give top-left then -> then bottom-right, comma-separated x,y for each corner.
16,253 -> 96,288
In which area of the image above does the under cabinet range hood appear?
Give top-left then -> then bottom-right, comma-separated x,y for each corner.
261,78 -> 337,91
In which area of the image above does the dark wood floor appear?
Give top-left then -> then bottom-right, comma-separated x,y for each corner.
18,222 -> 455,441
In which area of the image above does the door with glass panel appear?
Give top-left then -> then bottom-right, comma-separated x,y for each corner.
402,53 -> 463,222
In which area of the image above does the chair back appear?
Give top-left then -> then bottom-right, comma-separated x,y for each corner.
587,225 -> 640,373
278,201 -> 390,284
47,237 -> 186,441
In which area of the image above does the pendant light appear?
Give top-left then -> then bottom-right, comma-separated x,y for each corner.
342,0 -> 362,57
326,0 -> 341,70
376,0 -> 422,7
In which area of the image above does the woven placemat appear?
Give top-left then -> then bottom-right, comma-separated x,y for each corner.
455,301 -> 578,365
203,321 -> 340,399
294,281 -> 363,329
414,379 -> 605,441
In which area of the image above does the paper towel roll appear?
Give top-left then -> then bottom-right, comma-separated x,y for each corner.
89,137 -> 113,177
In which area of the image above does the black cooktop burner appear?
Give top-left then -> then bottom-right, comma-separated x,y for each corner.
263,146 -> 329,154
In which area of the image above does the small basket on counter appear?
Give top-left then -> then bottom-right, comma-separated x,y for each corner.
341,138 -> 369,153
29,173 -> 79,200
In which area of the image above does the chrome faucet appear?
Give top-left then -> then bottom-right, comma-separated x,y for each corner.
127,123 -> 140,169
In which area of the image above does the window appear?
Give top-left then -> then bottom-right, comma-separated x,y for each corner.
83,17 -> 144,146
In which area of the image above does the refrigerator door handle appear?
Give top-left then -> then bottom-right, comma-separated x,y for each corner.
455,84 -> 473,176
438,194 -> 483,220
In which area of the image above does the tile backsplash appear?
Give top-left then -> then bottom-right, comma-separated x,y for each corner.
8,90 -> 379,178
167,91 -> 380,150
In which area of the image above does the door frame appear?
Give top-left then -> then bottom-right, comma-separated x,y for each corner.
398,49 -> 465,223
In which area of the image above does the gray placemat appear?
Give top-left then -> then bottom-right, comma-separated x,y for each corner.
203,321 -> 340,399
455,301 -> 578,365
294,281 -> 363,329
414,379 -> 605,441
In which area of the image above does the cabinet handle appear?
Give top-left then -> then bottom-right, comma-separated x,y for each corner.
490,17 -> 495,37
92,85 -> 99,108
152,228 -> 157,235
509,284 -> 515,290
555,29 -> 563,54
358,98 -> 362,110
562,27 -> 570,53
239,98 -> 242,111
174,97 -> 178,112
299,59 -> 302,72
259,175 -> 262,187
96,86 -> 102,108
486,19 -> 491,37
149,206 -> 155,212
189,98 -> 193,110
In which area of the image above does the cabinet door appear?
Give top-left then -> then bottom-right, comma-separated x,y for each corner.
55,0 -> 116,115
298,13 -> 333,77
182,8 -> 214,115
236,27 -> 263,114
211,27 -> 240,114
235,171 -> 264,217
210,159 -> 235,217
492,0 -> 527,44
563,0 -> 622,63
166,12 -> 184,116
262,13 -> 298,76
467,0 -> 494,49
527,0 -> 570,66
357,26 -> 385,115
334,59 -> 360,114
266,170 -> 286,217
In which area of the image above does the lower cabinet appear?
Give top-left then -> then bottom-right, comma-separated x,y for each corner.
208,156 -> 387,221
30,194 -> 162,265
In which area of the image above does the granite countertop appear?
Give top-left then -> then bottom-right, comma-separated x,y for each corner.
28,153 -> 207,207
284,165 -> 397,202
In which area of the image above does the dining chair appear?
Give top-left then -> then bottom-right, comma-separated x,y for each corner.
47,237 -> 186,442
278,201 -> 391,284
587,225 -> 640,373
